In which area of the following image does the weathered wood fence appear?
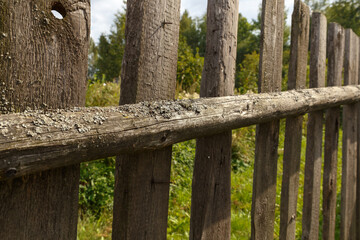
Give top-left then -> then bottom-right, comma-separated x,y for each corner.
1,0 -> 360,239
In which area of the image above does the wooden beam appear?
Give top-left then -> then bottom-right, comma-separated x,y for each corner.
1,86 -> 359,182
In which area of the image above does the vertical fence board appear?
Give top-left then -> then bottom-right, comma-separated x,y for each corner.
111,0 -> 180,239
301,12 -> 326,240
341,29 -> 359,240
189,0 -> 239,239
251,0 -> 284,239
322,23 -> 345,240
280,2 -> 310,239
0,1 -> 90,239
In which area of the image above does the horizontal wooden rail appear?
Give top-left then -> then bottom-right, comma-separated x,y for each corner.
1,85 -> 360,180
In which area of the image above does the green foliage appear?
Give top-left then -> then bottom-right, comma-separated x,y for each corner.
235,52 -> 259,94
176,37 -> 204,93
325,0 -> 360,35
85,79 -> 120,107
89,10 -> 126,82
304,0 -> 330,11
168,140 -> 196,239
77,211 -> 113,240
88,38 -> 99,80
179,11 -> 206,57
235,13 -> 260,89
79,157 -> 116,217
236,13 -> 260,65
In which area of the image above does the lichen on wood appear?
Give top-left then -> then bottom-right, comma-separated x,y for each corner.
1,86 -> 360,180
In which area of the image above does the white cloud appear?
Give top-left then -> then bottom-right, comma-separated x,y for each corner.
90,0 -> 125,41
90,0 -> 296,41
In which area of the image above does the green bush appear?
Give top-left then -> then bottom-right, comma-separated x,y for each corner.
79,157 -> 115,217
85,79 -> 120,107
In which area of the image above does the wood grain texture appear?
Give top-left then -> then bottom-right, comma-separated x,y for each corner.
301,12 -> 326,240
251,0 -> 284,239
280,2 -> 310,239
0,1 -> 90,239
190,0 -> 239,239
190,133 -> 232,240
112,0 -> 180,239
1,86 -> 360,180
341,29 -> 359,240
119,0 -> 179,104
323,22 -> 345,240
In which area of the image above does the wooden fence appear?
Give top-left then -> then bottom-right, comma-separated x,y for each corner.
0,0 -> 360,239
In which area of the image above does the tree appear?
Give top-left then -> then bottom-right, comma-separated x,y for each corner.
325,0 -> 360,35
304,0 -> 330,11
88,38 -> 98,80
176,37 -> 204,92
236,52 -> 259,93
179,11 -> 206,56
236,13 -> 259,65
92,10 -> 126,82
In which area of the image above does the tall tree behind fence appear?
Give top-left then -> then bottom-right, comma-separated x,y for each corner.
0,1 -> 90,239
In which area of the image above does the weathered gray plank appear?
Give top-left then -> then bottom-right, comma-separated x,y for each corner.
322,22 -> 345,240
111,0 -> 180,239
190,133 -> 232,239
301,12 -> 326,240
0,1 -> 90,239
341,29 -> 359,240
1,86 -> 360,180
251,0 -> 284,239
189,0 -> 239,239
280,2 -> 310,239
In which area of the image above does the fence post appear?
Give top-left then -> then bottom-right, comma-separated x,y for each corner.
341,28 -> 359,240
189,0 -> 239,239
251,0 -> 284,239
111,0 -> 180,239
280,2 -> 310,239
0,1 -> 90,239
322,22 -> 345,240
301,12 -> 326,240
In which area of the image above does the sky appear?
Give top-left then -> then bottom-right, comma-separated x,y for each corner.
91,0 -> 295,41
